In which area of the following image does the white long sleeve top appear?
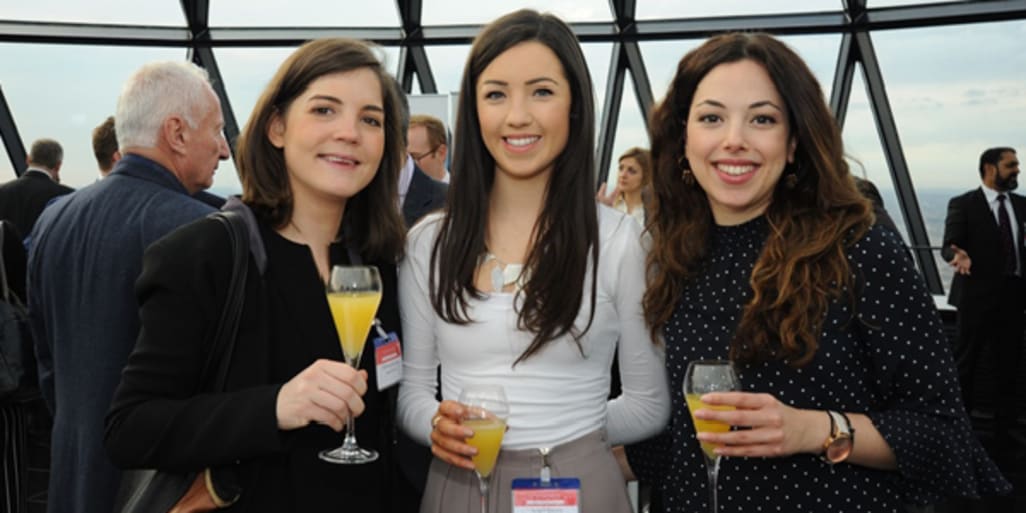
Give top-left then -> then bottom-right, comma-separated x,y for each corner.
397,206 -> 670,450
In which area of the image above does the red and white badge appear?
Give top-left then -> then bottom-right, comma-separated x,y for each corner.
511,478 -> 580,513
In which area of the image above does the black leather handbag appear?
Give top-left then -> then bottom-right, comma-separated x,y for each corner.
113,209 -> 250,513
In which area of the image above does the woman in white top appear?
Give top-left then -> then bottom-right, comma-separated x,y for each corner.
397,9 -> 669,513
598,147 -> 652,227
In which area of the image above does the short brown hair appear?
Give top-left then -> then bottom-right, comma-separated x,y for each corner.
236,38 -> 406,262
28,138 -> 63,169
409,114 -> 447,150
92,116 -> 118,171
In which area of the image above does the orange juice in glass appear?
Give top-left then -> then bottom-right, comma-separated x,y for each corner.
684,360 -> 741,513
459,385 -> 510,513
319,265 -> 382,465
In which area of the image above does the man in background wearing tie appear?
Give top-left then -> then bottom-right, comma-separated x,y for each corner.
942,146 -> 1024,467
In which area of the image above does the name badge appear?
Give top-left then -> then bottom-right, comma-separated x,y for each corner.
372,321 -> 402,390
512,478 -> 580,513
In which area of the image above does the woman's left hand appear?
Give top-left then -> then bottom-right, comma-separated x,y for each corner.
693,392 -> 825,458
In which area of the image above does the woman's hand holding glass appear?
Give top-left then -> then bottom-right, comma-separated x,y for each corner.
428,400 -> 478,470
275,359 -> 369,432
693,391 -> 826,458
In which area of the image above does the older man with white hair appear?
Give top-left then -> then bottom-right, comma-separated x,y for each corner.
27,60 -> 229,513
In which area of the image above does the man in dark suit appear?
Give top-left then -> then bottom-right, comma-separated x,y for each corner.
27,60 -> 229,513
400,155 -> 447,228
942,146 -> 1024,458
0,139 -> 74,239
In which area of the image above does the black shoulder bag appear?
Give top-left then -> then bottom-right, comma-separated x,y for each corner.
114,209 -> 251,513
0,221 -> 31,400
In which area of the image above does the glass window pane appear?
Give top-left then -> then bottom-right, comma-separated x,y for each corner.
604,71 -> 649,188
637,0 -> 836,20
870,20 -> 1026,293
777,34 -> 840,97
581,43 -> 612,138
639,40 -> 705,105
0,43 -> 185,190
841,65 -> 924,283
210,1 -> 399,26
423,1 -> 612,25
2,1 -> 185,25
424,45 -> 471,95
0,134 -> 15,181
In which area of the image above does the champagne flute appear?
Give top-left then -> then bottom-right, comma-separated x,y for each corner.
319,265 -> 383,464
684,360 -> 741,513
459,384 -> 510,513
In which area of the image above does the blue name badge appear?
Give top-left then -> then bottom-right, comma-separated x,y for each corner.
512,478 -> 580,513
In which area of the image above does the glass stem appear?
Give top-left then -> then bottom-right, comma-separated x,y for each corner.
477,475 -> 489,513
705,455 -> 721,513
341,411 -> 358,451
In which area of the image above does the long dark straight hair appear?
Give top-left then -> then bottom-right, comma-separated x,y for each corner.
430,9 -> 599,364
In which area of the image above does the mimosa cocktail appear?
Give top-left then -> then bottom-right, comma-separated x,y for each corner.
326,290 -> 382,363
685,393 -> 735,459
459,385 -> 510,513
464,418 -> 507,478
319,265 -> 382,465
684,360 -> 741,513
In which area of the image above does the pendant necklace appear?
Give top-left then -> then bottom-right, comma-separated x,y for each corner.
480,252 -> 527,292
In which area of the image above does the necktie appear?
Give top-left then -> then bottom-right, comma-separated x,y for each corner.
997,194 -> 1016,275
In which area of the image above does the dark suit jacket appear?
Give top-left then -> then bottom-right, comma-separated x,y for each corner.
942,187 -> 1026,307
106,216 -> 402,511
27,154 -> 214,513
0,170 -> 74,238
402,166 -> 447,229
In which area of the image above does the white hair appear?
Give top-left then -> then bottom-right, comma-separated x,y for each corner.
115,61 -> 214,149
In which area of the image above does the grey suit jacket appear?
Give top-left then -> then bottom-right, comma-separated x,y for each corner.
27,154 -> 214,513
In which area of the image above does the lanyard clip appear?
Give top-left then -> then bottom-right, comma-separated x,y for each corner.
539,447 -> 551,485
372,318 -> 389,339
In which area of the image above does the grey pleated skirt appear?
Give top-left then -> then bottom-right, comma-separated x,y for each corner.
419,429 -> 633,513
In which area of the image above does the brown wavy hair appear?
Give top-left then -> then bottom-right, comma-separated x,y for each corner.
644,33 -> 873,367
237,38 -> 406,263
430,9 -> 599,364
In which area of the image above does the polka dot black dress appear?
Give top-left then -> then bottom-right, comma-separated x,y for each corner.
626,216 -> 1011,512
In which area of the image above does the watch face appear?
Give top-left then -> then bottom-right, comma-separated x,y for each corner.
826,437 -> 853,463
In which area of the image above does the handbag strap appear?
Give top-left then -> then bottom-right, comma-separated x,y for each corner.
198,210 -> 250,392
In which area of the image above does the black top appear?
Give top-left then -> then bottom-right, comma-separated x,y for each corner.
627,216 -> 1010,512
106,216 -> 400,511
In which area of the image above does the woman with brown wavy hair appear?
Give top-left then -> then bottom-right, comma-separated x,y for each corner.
624,33 -> 1009,512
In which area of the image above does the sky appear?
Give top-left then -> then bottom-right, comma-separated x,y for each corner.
1,0 -> 1023,209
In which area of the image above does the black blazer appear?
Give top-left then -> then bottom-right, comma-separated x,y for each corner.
105,216 -> 402,511
401,166 -> 447,229
942,187 -> 1026,307
0,171 -> 74,238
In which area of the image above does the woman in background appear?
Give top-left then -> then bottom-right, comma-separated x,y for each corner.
398,9 -> 668,513
597,147 -> 651,227
625,32 -> 1010,512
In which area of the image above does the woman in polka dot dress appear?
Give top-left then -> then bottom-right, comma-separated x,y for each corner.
624,33 -> 1011,512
